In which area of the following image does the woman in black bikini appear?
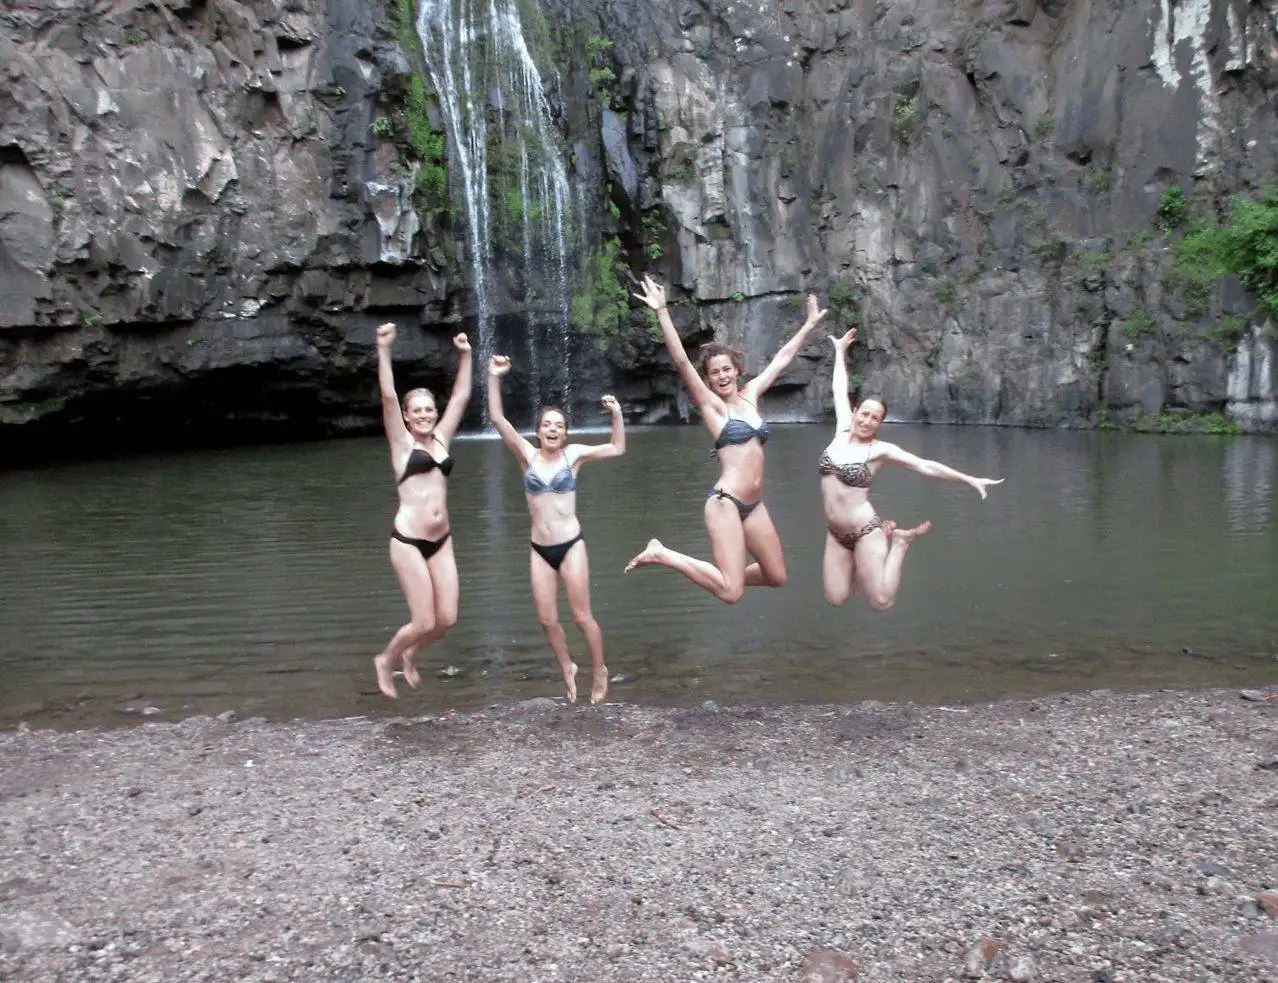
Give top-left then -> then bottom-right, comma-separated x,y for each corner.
372,322 -> 472,699
487,355 -> 626,704
625,275 -> 827,603
821,327 -> 1003,610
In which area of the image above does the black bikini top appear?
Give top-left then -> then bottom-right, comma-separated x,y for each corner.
398,445 -> 454,484
713,416 -> 770,453
818,441 -> 874,489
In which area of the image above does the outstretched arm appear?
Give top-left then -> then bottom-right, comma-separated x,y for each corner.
435,333 -> 473,442
632,275 -> 723,415
486,356 -> 535,463
827,328 -> 857,431
877,442 -> 1006,499
747,293 -> 828,398
569,395 -> 626,463
376,323 -> 410,444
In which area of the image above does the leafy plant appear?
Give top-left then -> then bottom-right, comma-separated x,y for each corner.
1033,115 -> 1053,142
730,291 -> 745,303
1121,306 -> 1155,340
1173,184 -> 1278,319
571,237 -> 633,351
892,96 -> 918,140
584,35 -> 613,59
1157,186 -> 1187,231
1203,313 -> 1248,352
372,116 -> 395,138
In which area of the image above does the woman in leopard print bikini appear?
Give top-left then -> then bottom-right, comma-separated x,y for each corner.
821,327 -> 1004,610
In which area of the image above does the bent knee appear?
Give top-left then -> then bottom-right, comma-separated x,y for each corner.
571,611 -> 597,631
866,594 -> 895,613
824,589 -> 849,607
537,615 -> 562,631
768,567 -> 788,588
409,617 -> 437,638
718,584 -> 746,604
435,609 -> 459,632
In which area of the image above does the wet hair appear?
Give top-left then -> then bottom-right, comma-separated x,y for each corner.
536,405 -> 569,434
698,342 -> 745,378
401,387 -> 437,413
856,395 -> 888,420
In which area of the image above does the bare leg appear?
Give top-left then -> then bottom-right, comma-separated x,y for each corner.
559,543 -> 608,704
822,531 -> 857,606
531,550 -> 578,703
854,521 -> 931,612
741,504 -> 787,588
374,540 -> 438,699
624,498 -> 748,604
402,539 -> 461,687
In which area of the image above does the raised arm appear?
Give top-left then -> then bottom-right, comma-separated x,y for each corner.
376,323 -> 410,444
486,355 -> 535,462
569,394 -> 626,464
632,275 -> 723,414
877,442 -> 1006,499
827,328 -> 856,431
746,293 -> 828,398
434,333 -> 473,442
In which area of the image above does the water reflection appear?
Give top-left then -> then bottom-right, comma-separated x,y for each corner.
0,426 -> 1274,728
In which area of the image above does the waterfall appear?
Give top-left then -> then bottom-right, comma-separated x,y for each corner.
414,0 -> 576,421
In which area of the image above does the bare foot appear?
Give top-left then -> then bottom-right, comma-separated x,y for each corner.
624,538 -> 664,573
402,649 -> 421,690
891,520 -> 932,547
564,662 -> 579,704
591,665 -> 609,705
373,652 -> 398,699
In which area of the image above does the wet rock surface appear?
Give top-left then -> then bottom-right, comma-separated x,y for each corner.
2,688 -> 1277,981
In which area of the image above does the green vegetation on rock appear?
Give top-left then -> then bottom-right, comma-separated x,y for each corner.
570,237 -> 634,351
1173,184 -> 1278,320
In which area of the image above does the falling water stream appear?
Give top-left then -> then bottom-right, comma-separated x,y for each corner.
414,0 -> 576,415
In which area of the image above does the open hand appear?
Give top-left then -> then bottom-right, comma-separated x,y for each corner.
632,275 -> 667,311
377,322 -> 396,348
601,394 -> 620,413
970,477 -> 1005,500
489,354 -> 511,377
827,327 -> 857,351
804,294 -> 829,327
453,333 -> 471,352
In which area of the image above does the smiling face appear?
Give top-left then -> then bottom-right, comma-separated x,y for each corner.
402,390 -> 439,438
703,353 -> 741,399
537,407 -> 568,451
851,398 -> 886,440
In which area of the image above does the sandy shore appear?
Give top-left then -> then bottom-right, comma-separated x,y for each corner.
2,688 -> 1277,982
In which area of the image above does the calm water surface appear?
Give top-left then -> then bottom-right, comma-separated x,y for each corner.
1,426 -> 1275,727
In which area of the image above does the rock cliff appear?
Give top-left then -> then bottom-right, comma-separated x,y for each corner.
1,0 -> 1275,461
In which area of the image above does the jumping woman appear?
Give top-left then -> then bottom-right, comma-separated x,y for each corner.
821,326 -> 1003,610
625,275 -> 827,603
487,355 -> 626,704
372,323 -> 473,699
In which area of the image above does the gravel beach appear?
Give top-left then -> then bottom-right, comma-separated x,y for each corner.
2,688 -> 1277,982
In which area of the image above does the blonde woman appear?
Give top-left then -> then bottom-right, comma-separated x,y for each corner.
372,323 -> 472,698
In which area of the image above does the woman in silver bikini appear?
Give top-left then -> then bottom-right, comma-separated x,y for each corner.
487,355 -> 625,704
625,275 -> 827,603
372,322 -> 473,699
821,327 -> 1004,610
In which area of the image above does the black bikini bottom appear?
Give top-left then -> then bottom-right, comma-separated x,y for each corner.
707,487 -> 761,520
391,528 -> 451,561
531,533 -> 583,572
830,516 -> 884,552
